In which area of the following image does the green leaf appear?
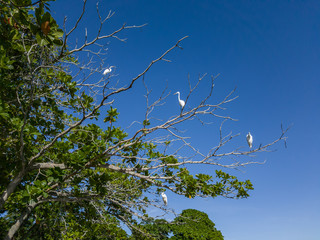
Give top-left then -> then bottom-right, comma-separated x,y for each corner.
52,28 -> 63,38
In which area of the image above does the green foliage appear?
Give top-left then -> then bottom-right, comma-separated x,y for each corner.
171,209 -> 223,240
104,107 -> 119,123
131,209 -> 223,240
131,219 -> 170,240
10,202 -> 129,240
174,168 -> 253,199
142,119 -> 150,127
0,0 -> 255,239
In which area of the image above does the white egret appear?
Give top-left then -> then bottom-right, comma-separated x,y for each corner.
246,132 -> 253,148
103,66 -> 115,75
174,91 -> 185,109
161,192 -> 168,206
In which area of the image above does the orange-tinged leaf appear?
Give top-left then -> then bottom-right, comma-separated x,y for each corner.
41,21 -> 50,35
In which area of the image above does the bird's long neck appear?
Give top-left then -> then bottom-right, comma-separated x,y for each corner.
177,92 -> 181,101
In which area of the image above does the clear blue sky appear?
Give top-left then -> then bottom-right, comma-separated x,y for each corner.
52,1 -> 320,239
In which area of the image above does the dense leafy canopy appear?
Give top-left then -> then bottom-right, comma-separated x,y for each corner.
131,209 -> 224,240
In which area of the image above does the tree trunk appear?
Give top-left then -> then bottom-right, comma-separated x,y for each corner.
0,170 -> 25,210
3,202 -> 37,240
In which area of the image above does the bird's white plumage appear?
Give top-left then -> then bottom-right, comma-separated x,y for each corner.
161,192 -> 168,205
174,91 -> 185,108
246,132 -> 253,148
103,66 -> 115,75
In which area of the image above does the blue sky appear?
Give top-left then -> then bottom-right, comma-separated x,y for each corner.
52,1 -> 320,239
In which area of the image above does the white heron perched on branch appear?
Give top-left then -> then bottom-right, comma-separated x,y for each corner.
103,66 -> 115,75
161,192 -> 168,206
246,132 -> 253,148
174,91 -> 185,109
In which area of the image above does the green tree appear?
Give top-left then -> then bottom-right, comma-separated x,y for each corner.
130,219 -> 170,240
130,209 -> 223,240
0,0 -> 288,239
171,209 -> 223,240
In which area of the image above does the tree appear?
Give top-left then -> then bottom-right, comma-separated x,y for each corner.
171,209 -> 223,240
0,0 -> 288,239
130,219 -> 170,240
130,209 -> 223,240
